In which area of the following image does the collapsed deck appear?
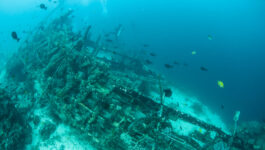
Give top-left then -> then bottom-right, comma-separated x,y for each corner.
1,10 -> 254,150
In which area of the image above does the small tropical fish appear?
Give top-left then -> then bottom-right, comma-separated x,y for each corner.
105,39 -> 113,42
164,64 -> 173,69
149,52 -> 156,57
191,51 -> 196,55
39,3 -> 47,10
221,104 -> 225,110
164,88 -> 172,97
11,32 -> 20,42
173,61 -> 180,65
183,63 -> 189,67
217,80 -> 224,88
145,59 -> 152,65
143,44 -> 149,48
200,66 -> 208,71
199,128 -> 203,133
104,33 -> 110,37
208,35 -> 213,40
48,0 -> 57,3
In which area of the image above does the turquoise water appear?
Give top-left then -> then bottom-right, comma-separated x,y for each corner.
1,0 -> 265,149
1,0 -> 264,122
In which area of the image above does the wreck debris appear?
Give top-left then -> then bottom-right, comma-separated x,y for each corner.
0,88 -> 32,149
0,10 -> 260,150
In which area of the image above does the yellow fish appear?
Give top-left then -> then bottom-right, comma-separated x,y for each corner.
191,51 -> 196,55
199,128 -> 203,133
217,80 -> 224,88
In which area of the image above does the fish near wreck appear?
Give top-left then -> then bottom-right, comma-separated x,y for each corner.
164,64 -> 173,69
200,66 -> 208,71
173,61 -> 180,65
145,59 -> 153,65
217,80 -> 224,88
208,35 -> 213,40
143,44 -> 149,48
2,12 -> 256,150
164,88 -> 172,97
149,52 -> 156,57
39,3 -> 48,10
105,39 -> 113,43
11,32 -> 20,42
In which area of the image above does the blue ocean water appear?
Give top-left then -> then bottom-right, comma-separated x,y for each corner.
0,0 -> 265,124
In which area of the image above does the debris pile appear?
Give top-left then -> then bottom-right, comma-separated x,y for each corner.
0,88 -> 32,149
235,121 -> 265,150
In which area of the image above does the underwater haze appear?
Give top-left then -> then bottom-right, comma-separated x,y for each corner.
1,0 -> 265,149
1,0 -> 264,122
104,0 -> 265,122
84,0 -> 265,122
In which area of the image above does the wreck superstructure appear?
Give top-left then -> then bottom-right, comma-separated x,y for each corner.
0,10 -> 255,150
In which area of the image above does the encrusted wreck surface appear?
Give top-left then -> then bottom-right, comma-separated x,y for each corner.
1,10 -> 261,150
0,88 -> 32,149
